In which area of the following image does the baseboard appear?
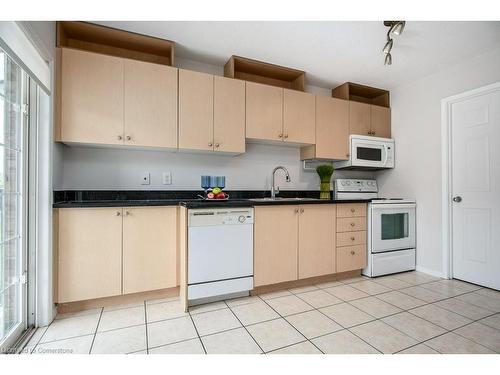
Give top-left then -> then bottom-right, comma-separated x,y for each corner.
415,265 -> 447,279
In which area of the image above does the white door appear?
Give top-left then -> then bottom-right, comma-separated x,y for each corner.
452,87 -> 500,290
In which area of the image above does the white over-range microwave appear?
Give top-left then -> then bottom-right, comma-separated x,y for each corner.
334,135 -> 395,170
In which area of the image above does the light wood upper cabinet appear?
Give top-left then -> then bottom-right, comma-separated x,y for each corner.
301,96 -> 349,160
298,205 -> 336,279
59,48 -> 124,145
124,60 -> 178,148
122,207 -> 177,294
57,208 -> 122,303
283,89 -> 315,144
178,69 -> 215,151
349,101 -> 371,137
370,105 -> 391,138
246,82 -> 283,141
214,76 -> 246,153
254,205 -> 298,287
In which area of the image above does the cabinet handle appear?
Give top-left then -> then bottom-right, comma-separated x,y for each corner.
351,236 -> 355,241
215,143 -> 220,148
372,131 -> 376,135
294,208 -> 299,213
125,211 -> 130,216
351,208 -> 355,213
300,208 -> 304,213
208,142 -> 213,147
284,134 -> 289,139
346,153 -> 350,157
350,222 -> 355,227
278,133 -> 283,139
126,135 -> 131,141
116,211 -> 121,216
117,135 -> 123,140
351,250 -> 355,255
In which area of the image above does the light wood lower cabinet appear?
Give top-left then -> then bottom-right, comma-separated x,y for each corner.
57,208 -> 123,303
122,207 -> 178,294
56,206 -> 178,303
254,206 -> 298,287
336,203 -> 367,273
337,245 -> 367,273
298,205 -> 336,279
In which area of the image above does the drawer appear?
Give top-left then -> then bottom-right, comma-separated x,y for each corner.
336,231 -> 366,247
336,245 -> 367,273
336,203 -> 366,218
336,217 -> 366,232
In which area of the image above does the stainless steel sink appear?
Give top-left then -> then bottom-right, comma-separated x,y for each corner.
249,197 -> 320,202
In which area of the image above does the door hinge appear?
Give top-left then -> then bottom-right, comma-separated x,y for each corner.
20,271 -> 28,284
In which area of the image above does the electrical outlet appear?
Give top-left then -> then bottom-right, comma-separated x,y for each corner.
141,172 -> 151,185
163,172 -> 172,185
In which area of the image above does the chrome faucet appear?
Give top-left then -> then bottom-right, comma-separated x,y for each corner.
271,166 -> 291,198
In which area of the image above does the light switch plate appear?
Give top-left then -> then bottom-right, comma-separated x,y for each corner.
163,172 -> 172,185
141,172 -> 151,185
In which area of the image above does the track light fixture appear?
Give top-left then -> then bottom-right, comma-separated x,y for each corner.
382,21 -> 405,66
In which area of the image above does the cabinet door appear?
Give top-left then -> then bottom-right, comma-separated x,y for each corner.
315,96 -> 349,159
57,208 -> 122,303
298,205 -> 336,279
246,82 -> 283,141
122,207 -> 177,294
349,101 -> 371,136
213,76 -> 246,153
178,69 -> 214,151
124,60 -> 178,148
60,48 -> 124,145
283,89 -> 315,144
370,105 -> 391,138
254,206 -> 298,286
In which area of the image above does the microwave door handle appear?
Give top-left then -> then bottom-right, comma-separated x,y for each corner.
382,144 -> 389,166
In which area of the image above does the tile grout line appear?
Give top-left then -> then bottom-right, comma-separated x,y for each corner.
256,294 -> 326,354
88,307 -> 104,354
223,300 -> 265,354
188,310 -> 207,354
144,301 -> 149,354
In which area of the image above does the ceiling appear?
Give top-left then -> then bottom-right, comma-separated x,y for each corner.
94,21 -> 500,90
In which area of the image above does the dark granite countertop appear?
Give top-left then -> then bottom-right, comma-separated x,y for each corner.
53,190 -> 372,209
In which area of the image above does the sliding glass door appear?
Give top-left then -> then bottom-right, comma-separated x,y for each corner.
0,48 -> 27,351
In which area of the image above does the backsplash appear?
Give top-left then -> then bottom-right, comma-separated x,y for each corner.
54,142 -> 374,191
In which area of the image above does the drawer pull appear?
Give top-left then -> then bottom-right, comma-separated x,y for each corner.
351,208 -> 355,213
295,208 -> 299,213
300,208 -> 304,213
351,250 -> 355,255
350,222 -> 355,227
351,236 -> 355,241
116,211 -> 121,216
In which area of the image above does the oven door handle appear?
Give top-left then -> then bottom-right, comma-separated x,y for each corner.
371,203 -> 416,210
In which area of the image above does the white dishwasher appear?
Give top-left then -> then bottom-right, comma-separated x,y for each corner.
188,207 -> 254,305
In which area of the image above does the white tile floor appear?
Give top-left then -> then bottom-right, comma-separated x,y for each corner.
22,271 -> 500,354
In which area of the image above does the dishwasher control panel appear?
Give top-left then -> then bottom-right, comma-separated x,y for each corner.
189,208 -> 254,226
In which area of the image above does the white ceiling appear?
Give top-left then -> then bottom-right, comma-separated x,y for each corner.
94,21 -> 500,90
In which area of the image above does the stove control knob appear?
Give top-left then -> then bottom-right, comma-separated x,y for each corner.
238,215 -> 246,223
341,181 -> 346,186
346,181 -> 351,185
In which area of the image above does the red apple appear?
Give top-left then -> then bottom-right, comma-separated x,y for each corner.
207,192 -> 215,199
215,192 -> 226,199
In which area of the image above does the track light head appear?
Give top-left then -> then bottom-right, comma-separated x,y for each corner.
390,21 -> 405,36
384,53 -> 392,66
383,38 -> 393,54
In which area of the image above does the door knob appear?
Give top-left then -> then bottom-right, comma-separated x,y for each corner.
453,196 -> 462,203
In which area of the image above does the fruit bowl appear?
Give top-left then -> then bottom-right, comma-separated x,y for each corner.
198,189 -> 229,201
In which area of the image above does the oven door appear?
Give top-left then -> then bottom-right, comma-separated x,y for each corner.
371,204 -> 416,253
351,138 -> 388,168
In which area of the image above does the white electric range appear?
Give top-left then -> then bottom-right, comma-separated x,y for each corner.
335,178 -> 416,277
